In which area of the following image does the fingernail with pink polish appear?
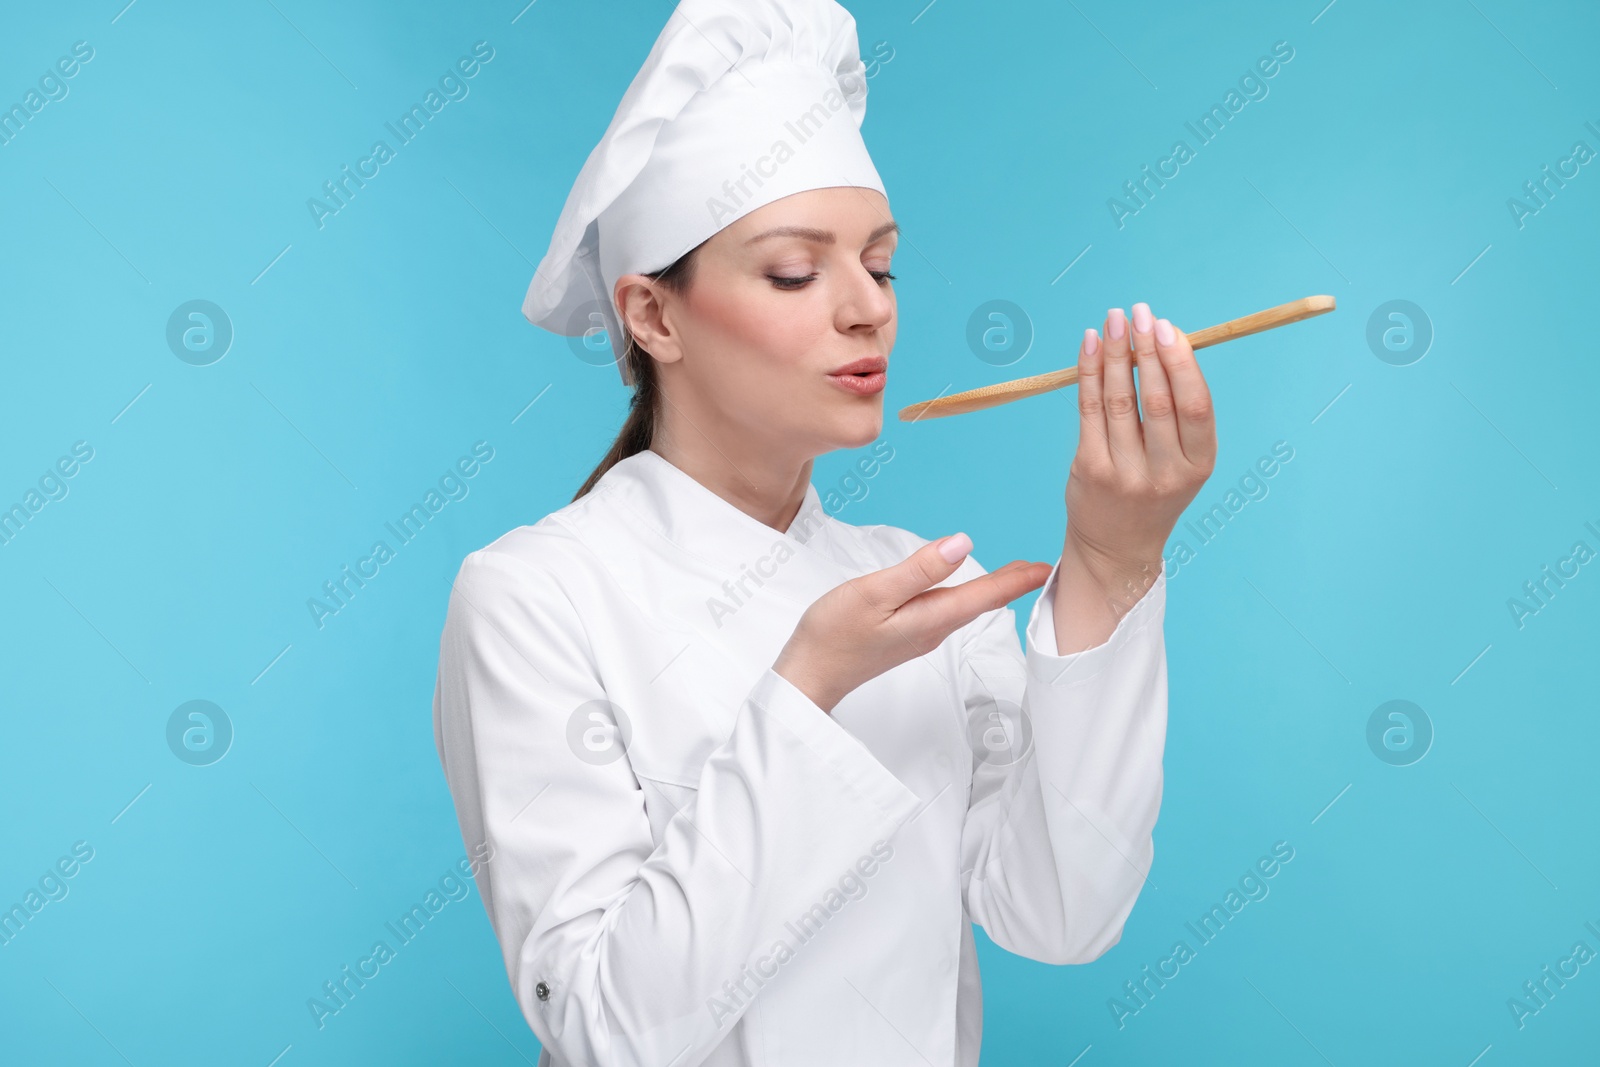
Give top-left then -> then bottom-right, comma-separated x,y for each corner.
1083,328 -> 1100,356
1107,308 -> 1126,341
938,532 -> 972,563
1132,302 -> 1153,334
1155,318 -> 1175,345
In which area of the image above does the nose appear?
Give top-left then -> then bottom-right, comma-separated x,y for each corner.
836,262 -> 895,335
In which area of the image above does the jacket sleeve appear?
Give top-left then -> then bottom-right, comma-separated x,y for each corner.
432,545 -> 924,1067
956,550 -> 1168,965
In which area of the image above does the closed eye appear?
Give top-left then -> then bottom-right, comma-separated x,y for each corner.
767,270 -> 896,291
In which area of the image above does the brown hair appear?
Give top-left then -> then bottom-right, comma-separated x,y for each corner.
571,243 -> 702,501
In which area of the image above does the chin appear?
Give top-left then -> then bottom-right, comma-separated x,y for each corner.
830,407 -> 884,450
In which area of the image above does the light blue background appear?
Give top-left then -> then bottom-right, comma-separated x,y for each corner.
2,0 -> 1596,1063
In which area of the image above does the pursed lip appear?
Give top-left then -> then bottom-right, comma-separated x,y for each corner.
828,356 -> 888,376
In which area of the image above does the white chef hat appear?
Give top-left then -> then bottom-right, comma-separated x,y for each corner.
521,0 -> 888,386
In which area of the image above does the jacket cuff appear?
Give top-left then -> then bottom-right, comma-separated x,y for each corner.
747,666 -> 924,825
1024,555 -> 1166,687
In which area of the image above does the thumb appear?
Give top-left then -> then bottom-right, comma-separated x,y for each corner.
877,532 -> 973,608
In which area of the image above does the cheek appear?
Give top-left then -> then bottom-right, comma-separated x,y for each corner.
691,286 -> 822,373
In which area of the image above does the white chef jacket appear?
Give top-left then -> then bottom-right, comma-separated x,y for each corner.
432,447 -> 1167,1067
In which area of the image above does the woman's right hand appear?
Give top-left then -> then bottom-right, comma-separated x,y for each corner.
772,533 -> 1053,713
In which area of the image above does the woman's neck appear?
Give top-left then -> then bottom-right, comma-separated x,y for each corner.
648,437 -> 813,535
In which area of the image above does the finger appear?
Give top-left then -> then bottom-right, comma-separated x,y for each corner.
1131,308 -> 1182,472
1154,321 -> 1217,470
870,532 -> 976,611
1101,307 -> 1143,473
1074,327 -> 1109,472
896,561 -> 1053,634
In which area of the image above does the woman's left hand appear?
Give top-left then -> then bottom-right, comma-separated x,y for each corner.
1063,301 -> 1217,596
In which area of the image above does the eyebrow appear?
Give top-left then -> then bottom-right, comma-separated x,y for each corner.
745,220 -> 900,246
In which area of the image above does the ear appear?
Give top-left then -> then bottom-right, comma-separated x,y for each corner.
614,275 -> 685,368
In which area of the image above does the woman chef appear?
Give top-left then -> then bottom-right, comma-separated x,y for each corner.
432,0 -> 1217,1063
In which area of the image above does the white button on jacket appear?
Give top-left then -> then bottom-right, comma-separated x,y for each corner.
432,448 -> 1168,1066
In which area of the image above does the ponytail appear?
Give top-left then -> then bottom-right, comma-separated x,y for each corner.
572,244 -> 700,502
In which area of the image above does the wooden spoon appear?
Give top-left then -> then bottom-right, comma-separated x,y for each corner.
897,294 -> 1336,422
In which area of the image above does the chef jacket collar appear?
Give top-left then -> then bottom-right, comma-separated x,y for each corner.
608,447 -> 830,549
577,446 -> 853,638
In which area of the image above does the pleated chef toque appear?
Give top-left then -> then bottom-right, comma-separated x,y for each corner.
521,0 -> 888,386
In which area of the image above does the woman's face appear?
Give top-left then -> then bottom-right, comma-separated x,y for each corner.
624,186 -> 898,460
